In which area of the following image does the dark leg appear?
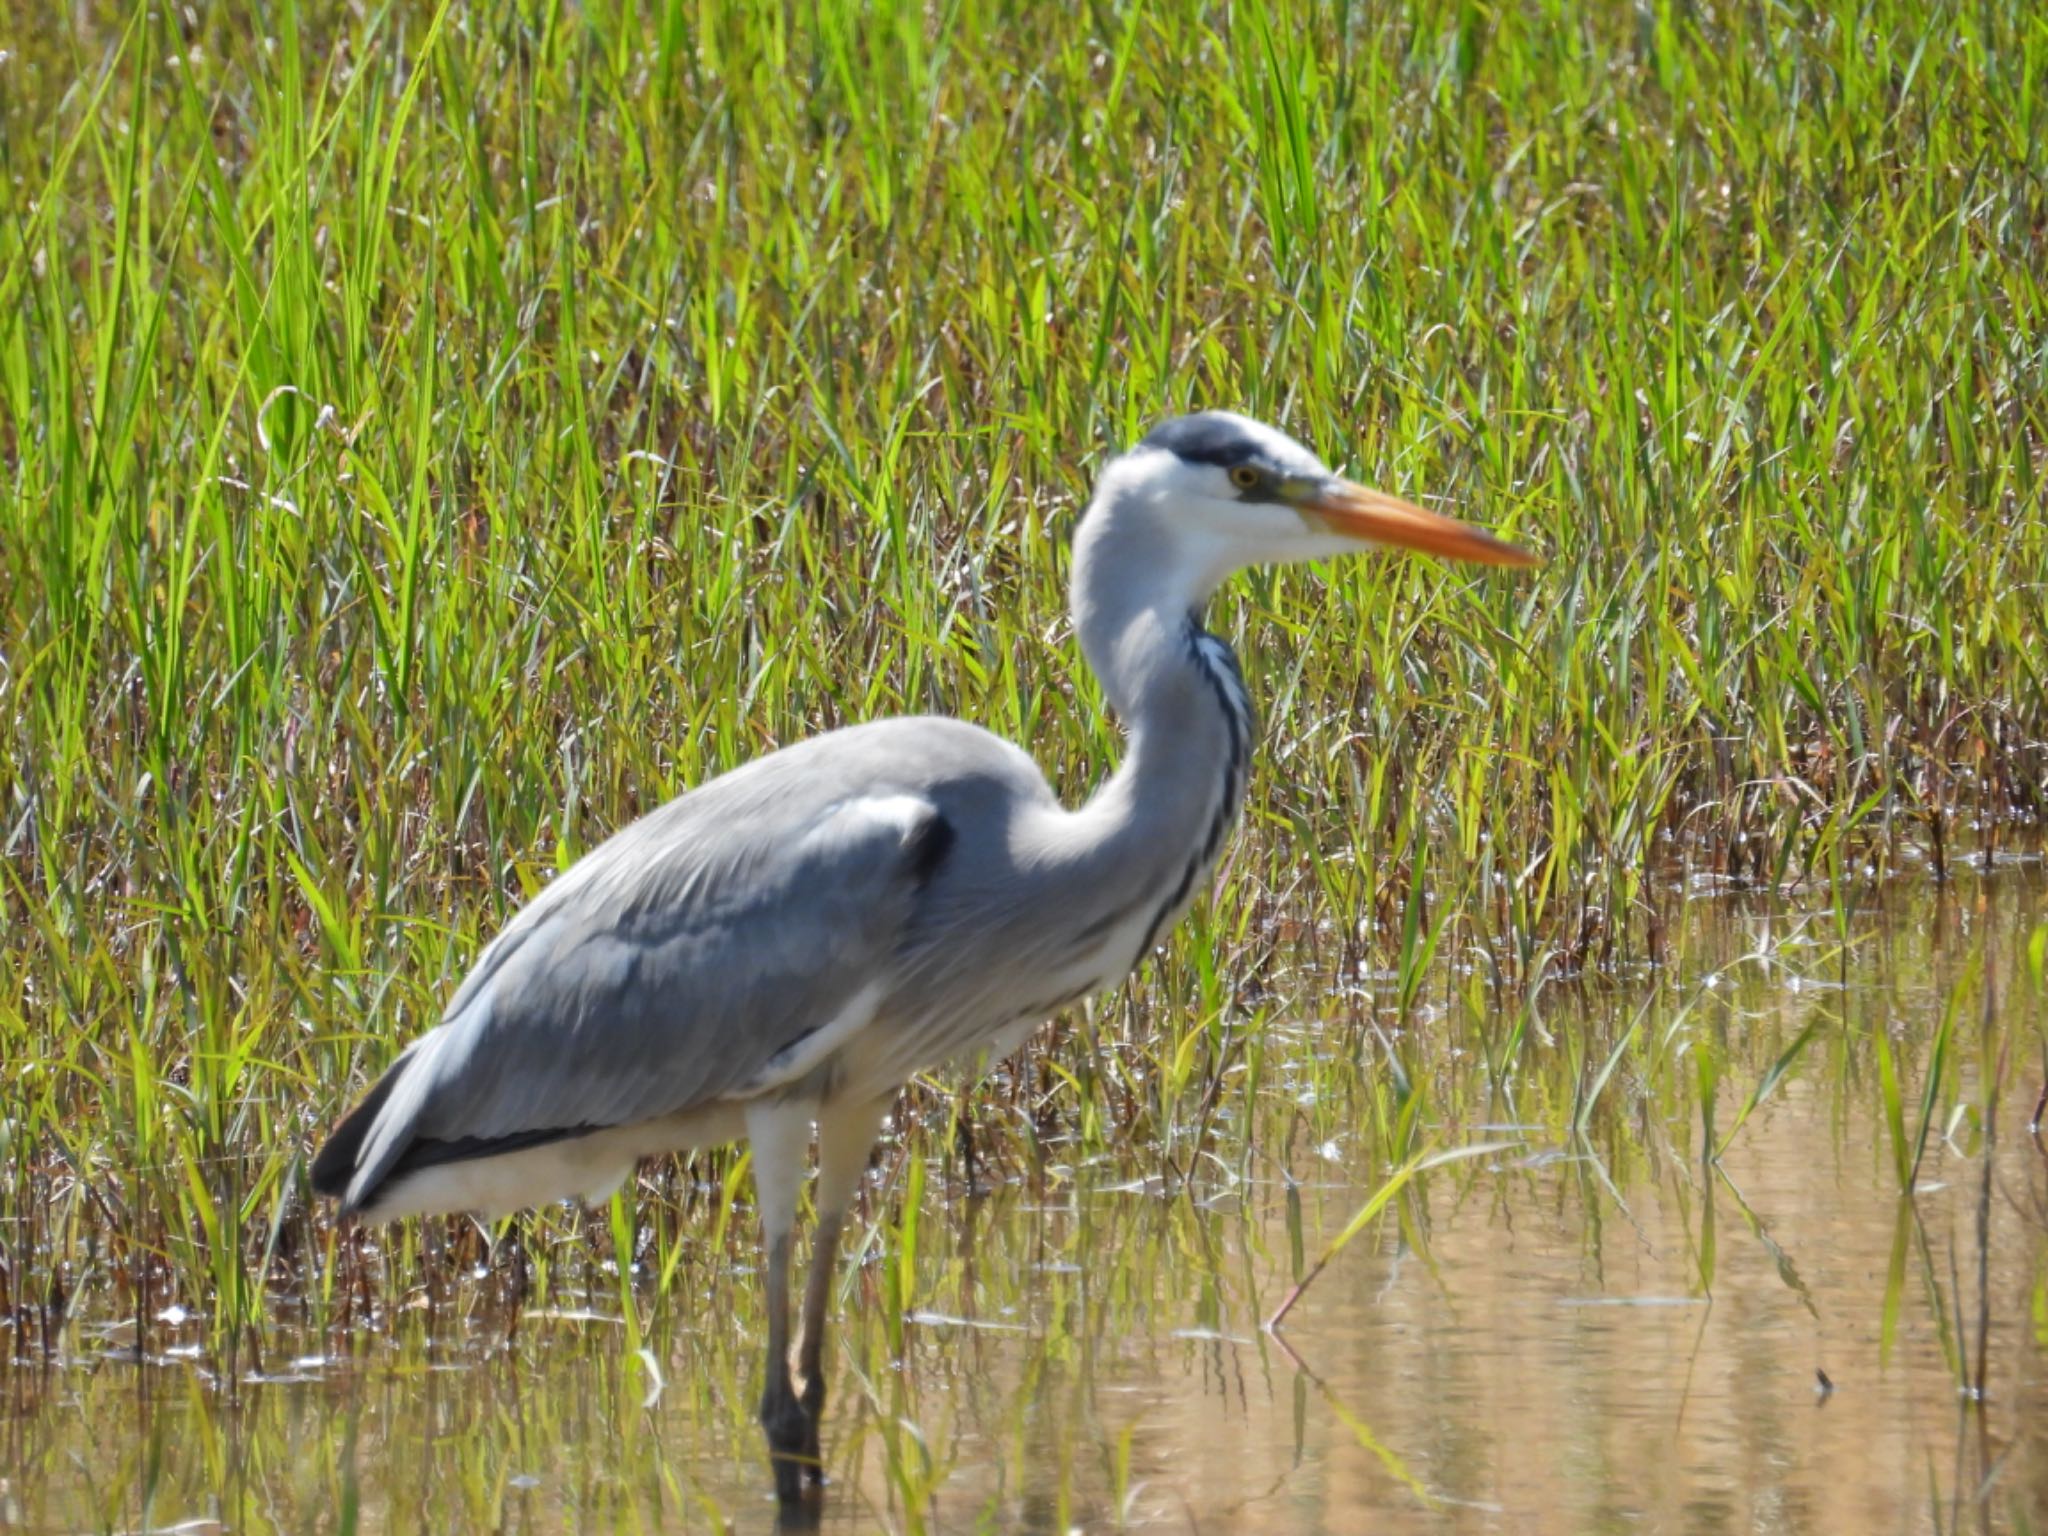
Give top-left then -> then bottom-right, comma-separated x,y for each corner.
791,1096 -> 891,1486
758,1229 -> 808,1504
795,1209 -> 845,1475
955,1097 -> 979,1194
747,1102 -> 814,1506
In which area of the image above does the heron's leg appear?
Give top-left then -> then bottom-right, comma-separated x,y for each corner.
746,1100 -> 815,1505
954,1087 -> 978,1194
795,1095 -> 892,1478
793,1209 -> 843,1475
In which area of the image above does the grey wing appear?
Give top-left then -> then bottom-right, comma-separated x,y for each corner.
316,780 -> 952,1213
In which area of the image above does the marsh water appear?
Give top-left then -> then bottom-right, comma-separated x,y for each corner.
8,872 -> 2047,1534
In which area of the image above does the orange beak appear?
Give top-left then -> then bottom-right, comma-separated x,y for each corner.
1295,478 -> 1540,568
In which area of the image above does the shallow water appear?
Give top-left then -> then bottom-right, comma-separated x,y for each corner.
7,875 -> 2047,1534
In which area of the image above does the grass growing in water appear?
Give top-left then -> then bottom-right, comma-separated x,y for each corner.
1,0 -> 2045,1407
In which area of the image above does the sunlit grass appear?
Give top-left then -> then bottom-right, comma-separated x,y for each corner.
1,0 -> 2045,1491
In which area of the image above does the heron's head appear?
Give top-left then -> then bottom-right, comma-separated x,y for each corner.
1092,411 -> 1538,590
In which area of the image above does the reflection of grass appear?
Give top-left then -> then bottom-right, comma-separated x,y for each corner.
3,0 -> 2048,1522
1267,1139 -> 1513,1331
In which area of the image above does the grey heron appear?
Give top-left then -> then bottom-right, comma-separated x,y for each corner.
310,411 -> 1537,1502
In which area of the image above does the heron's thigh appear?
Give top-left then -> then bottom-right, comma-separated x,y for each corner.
814,1095 -> 892,1220
744,1099 -> 816,1239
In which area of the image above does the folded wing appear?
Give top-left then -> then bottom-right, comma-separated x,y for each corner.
311,780 -> 952,1215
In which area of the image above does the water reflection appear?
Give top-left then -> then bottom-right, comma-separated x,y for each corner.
6,875 -> 2046,1534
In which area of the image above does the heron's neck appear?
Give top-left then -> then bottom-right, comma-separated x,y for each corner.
1068,509 -> 1253,880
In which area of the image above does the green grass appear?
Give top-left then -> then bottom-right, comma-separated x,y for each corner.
1,0 -> 2045,1402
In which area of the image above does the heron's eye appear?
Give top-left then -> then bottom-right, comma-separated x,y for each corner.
1228,465 -> 1260,491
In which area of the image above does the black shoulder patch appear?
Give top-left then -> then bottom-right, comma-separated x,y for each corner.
904,810 -> 956,889
1139,412 -> 1263,469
